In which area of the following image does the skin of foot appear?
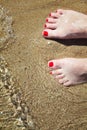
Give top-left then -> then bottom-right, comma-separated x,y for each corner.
48,58 -> 87,86
42,9 -> 87,39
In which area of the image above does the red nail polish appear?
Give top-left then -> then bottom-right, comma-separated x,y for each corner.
49,62 -> 54,67
50,71 -> 52,74
46,18 -> 48,22
59,11 -> 63,15
43,31 -> 48,36
44,24 -> 47,28
49,13 -> 51,16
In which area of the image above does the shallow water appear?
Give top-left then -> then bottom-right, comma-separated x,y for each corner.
0,0 -> 87,130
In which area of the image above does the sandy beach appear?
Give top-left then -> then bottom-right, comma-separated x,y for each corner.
0,0 -> 87,130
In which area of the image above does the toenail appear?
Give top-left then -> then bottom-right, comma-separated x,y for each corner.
46,18 -> 48,22
49,13 -> 51,16
59,12 -> 63,15
43,31 -> 48,36
44,24 -> 47,28
49,62 -> 54,67
50,71 -> 52,74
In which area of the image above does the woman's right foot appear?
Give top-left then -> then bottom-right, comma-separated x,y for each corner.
48,58 -> 87,86
42,9 -> 87,39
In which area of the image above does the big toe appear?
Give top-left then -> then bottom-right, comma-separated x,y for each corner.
42,29 -> 62,39
48,59 -> 62,69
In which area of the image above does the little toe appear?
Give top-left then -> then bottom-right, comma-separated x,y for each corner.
56,9 -> 64,15
44,23 -> 57,29
59,79 -> 64,84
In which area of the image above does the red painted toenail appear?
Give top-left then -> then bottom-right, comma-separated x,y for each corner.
43,31 -> 48,36
60,12 -> 63,15
49,62 -> 54,67
50,71 -> 52,74
46,18 -> 48,22
44,24 -> 47,28
49,13 -> 51,16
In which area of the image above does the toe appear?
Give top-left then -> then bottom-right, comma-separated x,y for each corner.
49,12 -> 60,18
48,59 -> 63,69
59,79 -> 64,84
55,74 -> 65,79
44,23 -> 57,29
56,9 -> 64,15
63,81 -> 71,87
46,17 -> 57,23
42,29 -> 61,39
51,69 -> 62,75
59,77 -> 68,84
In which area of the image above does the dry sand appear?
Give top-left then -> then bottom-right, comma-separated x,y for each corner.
0,0 -> 87,130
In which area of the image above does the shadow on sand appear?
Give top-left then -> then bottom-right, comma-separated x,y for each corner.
55,38 -> 87,46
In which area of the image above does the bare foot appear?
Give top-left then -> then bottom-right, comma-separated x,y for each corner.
48,58 -> 87,86
42,9 -> 87,39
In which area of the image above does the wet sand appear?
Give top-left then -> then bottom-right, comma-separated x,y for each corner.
0,0 -> 87,130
